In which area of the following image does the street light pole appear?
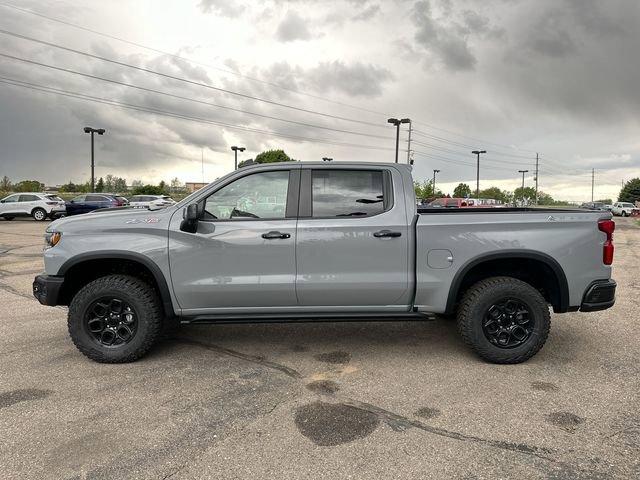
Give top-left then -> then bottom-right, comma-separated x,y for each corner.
231,146 -> 246,170
518,169 -> 529,190
83,127 -> 105,192
471,150 -> 486,197
388,118 -> 411,163
433,169 -> 440,196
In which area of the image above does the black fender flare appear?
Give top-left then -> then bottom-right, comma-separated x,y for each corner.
58,251 -> 176,316
444,250 -> 570,314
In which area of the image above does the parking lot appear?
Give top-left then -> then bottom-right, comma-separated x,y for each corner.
0,218 -> 638,479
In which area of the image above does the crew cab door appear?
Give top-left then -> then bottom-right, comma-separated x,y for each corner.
295,166 -> 411,309
168,167 -> 299,314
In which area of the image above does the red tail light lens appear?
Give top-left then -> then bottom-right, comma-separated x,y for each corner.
598,219 -> 615,265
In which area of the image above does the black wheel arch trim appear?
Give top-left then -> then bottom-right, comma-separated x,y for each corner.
58,251 -> 176,317
444,250 -> 570,315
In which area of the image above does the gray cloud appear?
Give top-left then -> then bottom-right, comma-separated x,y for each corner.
352,4 -> 381,21
276,10 -> 313,42
411,0 -> 477,71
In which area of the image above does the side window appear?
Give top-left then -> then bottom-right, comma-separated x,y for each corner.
86,195 -> 106,202
204,170 -> 290,220
3,194 -> 20,203
311,169 -> 386,218
72,195 -> 85,202
19,194 -> 39,202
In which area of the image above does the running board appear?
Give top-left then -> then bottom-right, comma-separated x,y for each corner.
181,311 -> 434,325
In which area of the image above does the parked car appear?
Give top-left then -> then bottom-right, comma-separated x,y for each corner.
34,162 -> 616,365
580,202 -> 607,211
611,202 -> 639,217
426,197 -> 473,208
128,195 -> 176,209
0,192 -> 66,221
603,204 -> 613,212
65,194 -> 128,216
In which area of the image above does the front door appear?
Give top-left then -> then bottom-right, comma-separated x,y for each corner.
295,166 -> 411,309
169,167 -> 299,315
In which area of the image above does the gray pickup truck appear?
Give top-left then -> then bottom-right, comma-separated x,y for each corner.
33,162 -> 616,364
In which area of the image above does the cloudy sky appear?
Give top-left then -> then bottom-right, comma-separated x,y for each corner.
0,0 -> 638,201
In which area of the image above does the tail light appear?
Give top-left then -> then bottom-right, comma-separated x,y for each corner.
598,219 -> 615,265
45,201 -> 57,205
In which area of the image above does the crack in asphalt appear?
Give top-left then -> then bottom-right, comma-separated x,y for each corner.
175,337 -> 556,462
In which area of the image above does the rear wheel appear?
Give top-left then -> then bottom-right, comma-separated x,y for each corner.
32,208 -> 47,221
68,274 -> 163,363
622,211 -> 629,217
457,276 -> 551,364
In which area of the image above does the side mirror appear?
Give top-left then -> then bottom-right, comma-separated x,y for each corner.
180,203 -> 199,233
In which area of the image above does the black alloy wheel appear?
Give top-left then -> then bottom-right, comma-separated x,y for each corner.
482,298 -> 534,349
85,297 -> 138,347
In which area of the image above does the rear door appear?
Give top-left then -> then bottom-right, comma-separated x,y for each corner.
295,166 -> 411,309
169,166 -> 300,314
18,194 -> 39,215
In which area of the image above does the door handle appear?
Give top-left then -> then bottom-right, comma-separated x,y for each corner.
373,230 -> 402,238
261,231 -> 291,239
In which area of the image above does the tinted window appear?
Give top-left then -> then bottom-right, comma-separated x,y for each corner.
204,171 -> 289,220
312,170 -> 385,218
19,194 -> 40,202
86,195 -> 107,202
71,195 -> 85,202
2,194 -> 19,203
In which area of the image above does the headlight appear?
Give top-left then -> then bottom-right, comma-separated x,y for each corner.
44,230 -> 62,249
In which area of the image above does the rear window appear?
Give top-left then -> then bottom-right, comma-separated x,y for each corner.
86,195 -> 107,202
45,195 -> 63,201
311,170 -> 387,218
116,196 -> 128,203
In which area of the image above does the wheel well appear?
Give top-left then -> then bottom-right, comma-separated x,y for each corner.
450,257 -> 567,313
58,258 -> 173,316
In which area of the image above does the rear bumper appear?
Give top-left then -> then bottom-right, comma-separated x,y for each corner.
32,274 -> 64,306
580,279 -> 616,312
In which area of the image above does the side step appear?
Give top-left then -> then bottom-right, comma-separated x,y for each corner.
181,312 -> 434,325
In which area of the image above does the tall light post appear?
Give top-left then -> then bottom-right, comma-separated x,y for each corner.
387,118 -> 410,163
83,127 -> 105,192
471,150 -> 486,198
231,145 -> 245,170
518,169 -> 529,190
433,169 -> 440,196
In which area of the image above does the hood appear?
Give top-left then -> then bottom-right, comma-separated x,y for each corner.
49,206 -> 178,233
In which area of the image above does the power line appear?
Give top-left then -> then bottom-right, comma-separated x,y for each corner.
0,53 -> 394,141
0,76 -> 397,152
0,28 -> 388,128
411,139 -> 535,167
0,1 -> 393,119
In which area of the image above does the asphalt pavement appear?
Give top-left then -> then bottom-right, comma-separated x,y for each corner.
0,217 -> 638,479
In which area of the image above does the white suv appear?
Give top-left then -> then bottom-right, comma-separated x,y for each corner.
0,193 -> 66,221
611,202 -> 639,217
128,195 -> 176,209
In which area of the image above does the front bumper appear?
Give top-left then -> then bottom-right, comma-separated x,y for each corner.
580,279 -> 616,312
32,275 -> 64,306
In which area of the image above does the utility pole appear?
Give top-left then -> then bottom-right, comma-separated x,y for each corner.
591,168 -> 595,202
534,153 -> 539,205
387,118 -> 410,163
471,150 -> 486,198
83,127 -> 105,192
406,121 -> 413,164
432,169 -> 440,196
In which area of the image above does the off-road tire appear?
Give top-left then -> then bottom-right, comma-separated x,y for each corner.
68,274 -> 162,363
32,208 -> 47,221
457,276 -> 551,364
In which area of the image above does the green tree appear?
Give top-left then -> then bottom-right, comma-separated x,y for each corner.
537,192 -> 555,205
238,158 -> 255,168
132,184 -> 165,195
170,177 -> 183,192
414,180 -> 442,199
131,179 -> 143,188
453,183 -> 471,198
104,174 -> 115,192
14,180 -> 43,192
254,149 -> 293,164
0,175 -> 11,191
478,186 -> 509,203
513,186 -> 537,204
158,180 -> 167,193
113,177 -> 127,193
619,178 -> 640,203
95,177 -> 105,192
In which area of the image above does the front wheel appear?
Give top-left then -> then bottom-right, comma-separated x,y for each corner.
32,208 -> 47,221
68,275 -> 163,363
622,211 -> 629,217
456,276 -> 551,364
